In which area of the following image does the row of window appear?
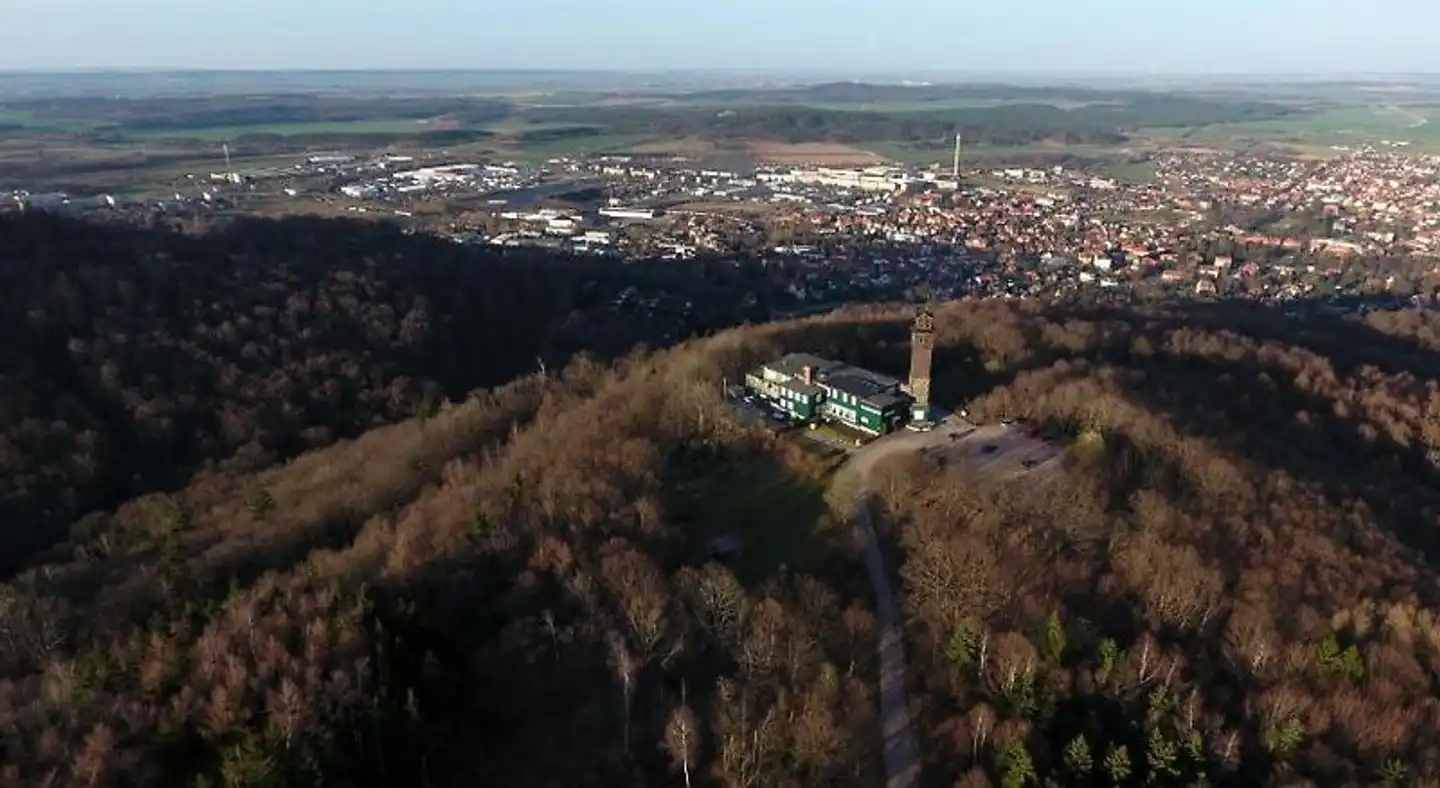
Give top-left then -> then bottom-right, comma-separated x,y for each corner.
830,388 -> 857,406
823,402 -> 857,423
747,376 -> 896,428
776,386 -> 809,403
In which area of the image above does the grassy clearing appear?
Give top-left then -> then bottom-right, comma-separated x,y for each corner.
808,423 -> 870,451
1100,160 -> 1158,183
670,454 -> 836,583
859,141 -> 950,166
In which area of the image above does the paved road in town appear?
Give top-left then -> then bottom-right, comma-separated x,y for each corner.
835,416 -> 975,788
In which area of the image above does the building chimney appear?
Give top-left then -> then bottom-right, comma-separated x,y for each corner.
800,365 -> 814,384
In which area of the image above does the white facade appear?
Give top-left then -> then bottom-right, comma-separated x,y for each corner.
764,166 -> 912,192
599,207 -> 660,220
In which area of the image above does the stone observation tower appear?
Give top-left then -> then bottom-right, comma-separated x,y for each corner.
908,306 -> 935,424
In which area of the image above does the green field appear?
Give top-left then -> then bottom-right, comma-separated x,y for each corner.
862,139 -> 1134,166
139,153 -> 304,177
0,108 -> 40,126
128,120 -> 441,141
0,108 -> 99,132
496,132 -> 656,161
1100,160 -> 1158,183
480,119 -> 605,133
1146,105 -> 1440,152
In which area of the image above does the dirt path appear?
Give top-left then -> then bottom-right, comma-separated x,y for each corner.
852,491 -> 921,788
837,417 -> 974,788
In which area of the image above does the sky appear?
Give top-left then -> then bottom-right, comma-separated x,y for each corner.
2,0 -> 1437,74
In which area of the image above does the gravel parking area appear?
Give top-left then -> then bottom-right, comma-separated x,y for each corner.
924,421 -> 1063,477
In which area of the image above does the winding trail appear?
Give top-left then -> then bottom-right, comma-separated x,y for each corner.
836,417 -> 975,788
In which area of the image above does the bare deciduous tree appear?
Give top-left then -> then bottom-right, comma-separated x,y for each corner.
608,632 -> 638,758
967,702 -> 995,764
663,685 -> 699,788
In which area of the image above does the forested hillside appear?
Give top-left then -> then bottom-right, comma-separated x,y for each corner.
869,300 -> 1440,786
0,213 -> 765,577
0,311 -> 894,787
5,279 -> 1440,785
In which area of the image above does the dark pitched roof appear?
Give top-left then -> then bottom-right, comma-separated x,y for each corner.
759,352 -> 909,410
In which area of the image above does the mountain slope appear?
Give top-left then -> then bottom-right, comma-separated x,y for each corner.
0,310 -> 896,787
0,212 -> 765,577
871,299 -> 1440,786
4,297 -> 1440,785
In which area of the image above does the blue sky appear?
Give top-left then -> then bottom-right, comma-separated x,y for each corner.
2,0 -> 1436,73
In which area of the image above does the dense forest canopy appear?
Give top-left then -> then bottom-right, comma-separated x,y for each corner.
869,300 -> 1440,787
5,209 -> 1440,785
0,212 -> 770,579
0,307 -> 899,787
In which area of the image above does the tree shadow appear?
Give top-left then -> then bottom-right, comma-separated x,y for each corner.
658,444 -> 839,589
2,209 -> 775,582
1064,297 -> 1440,381
1109,343 -> 1440,580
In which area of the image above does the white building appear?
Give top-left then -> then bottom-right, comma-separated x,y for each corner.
763,166 -> 911,193
599,207 -> 661,220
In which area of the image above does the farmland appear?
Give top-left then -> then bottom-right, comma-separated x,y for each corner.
1140,104 -> 1440,153
5,77 -> 1440,198
491,132 -> 655,162
125,120 -> 442,141
748,140 -> 885,166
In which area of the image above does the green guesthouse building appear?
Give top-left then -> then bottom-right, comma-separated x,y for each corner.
744,352 -> 913,435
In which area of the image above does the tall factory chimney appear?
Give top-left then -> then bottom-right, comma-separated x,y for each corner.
951,134 -> 962,180
908,307 -> 935,424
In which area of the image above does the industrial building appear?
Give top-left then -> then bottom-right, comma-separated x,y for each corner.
744,353 -> 913,435
756,166 -> 911,193
599,206 -> 662,220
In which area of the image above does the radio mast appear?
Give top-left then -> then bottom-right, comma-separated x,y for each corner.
222,142 -> 240,184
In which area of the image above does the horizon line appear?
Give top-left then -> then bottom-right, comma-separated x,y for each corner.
1,67 -> 1439,80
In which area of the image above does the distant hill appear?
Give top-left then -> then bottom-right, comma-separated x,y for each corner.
686,80 -> 1126,104
526,88 -> 1300,146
